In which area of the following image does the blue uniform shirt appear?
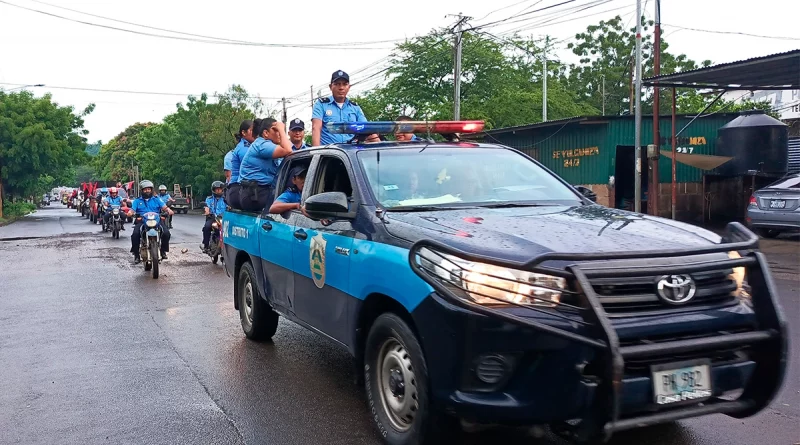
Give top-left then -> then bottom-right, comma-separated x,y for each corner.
239,137 -> 281,185
275,189 -> 301,204
158,193 -> 172,202
104,195 -> 123,207
229,139 -> 251,184
205,195 -> 227,216
131,196 -> 166,216
224,150 -> 234,176
312,96 -> 367,145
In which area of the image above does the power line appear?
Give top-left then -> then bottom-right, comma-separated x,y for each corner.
0,82 -> 285,99
500,1 -> 631,36
491,0 -> 616,31
661,23 -> 800,41
465,0 -> 582,32
0,0 -> 396,49
473,0 -> 542,22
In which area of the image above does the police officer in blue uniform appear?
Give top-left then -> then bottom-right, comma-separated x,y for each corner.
127,180 -> 173,263
238,118 -> 294,212
201,180 -> 227,252
288,118 -> 310,150
268,166 -> 307,215
228,119 -> 256,209
224,149 -> 234,184
311,70 -> 369,146
102,187 -> 126,230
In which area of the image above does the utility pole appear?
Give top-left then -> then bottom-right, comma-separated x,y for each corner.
449,13 -> 470,120
310,85 -> 314,108
634,0 -> 643,213
281,98 -> 287,125
601,74 -> 606,115
650,0 -> 662,217
543,36 -> 549,122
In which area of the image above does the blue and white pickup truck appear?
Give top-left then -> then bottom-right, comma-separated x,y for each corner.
222,121 -> 787,445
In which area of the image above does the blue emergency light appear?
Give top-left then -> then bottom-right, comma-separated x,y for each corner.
325,120 -> 485,135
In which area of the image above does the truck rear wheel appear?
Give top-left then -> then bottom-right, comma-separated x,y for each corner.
364,313 -> 456,445
238,261 -> 278,341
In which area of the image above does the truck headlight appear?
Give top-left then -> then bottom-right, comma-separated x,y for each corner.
727,251 -> 749,301
419,248 -> 565,307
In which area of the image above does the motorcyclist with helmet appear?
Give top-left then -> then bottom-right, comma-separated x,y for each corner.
201,181 -> 227,253
127,180 -> 174,263
102,187 -> 126,231
157,185 -> 175,228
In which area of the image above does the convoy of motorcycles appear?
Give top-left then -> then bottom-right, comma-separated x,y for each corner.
66,188 -> 224,279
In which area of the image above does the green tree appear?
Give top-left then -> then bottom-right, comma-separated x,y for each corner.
95,122 -> 154,182
353,31 -> 595,129
564,15 -> 712,115
0,90 -> 93,217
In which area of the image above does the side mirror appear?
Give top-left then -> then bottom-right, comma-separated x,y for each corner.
305,192 -> 349,217
575,186 -> 597,203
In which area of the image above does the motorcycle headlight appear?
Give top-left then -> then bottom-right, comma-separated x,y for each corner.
418,248 -> 565,307
727,251 -> 749,301
146,219 -> 157,228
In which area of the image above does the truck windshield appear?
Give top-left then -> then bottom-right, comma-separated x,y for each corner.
357,147 -> 582,209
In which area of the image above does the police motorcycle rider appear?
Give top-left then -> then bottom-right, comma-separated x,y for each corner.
201,181 -> 227,253
157,185 -> 175,228
127,180 -> 173,264
102,187 -> 126,231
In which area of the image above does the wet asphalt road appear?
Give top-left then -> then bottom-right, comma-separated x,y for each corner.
1,205 -> 798,445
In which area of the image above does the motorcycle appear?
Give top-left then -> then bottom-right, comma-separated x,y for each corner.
108,205 -> 123,239
139,212 -> 164,279
73,196 -> 81,211
205,214 -> 224,264
88,196 -> 98,223
80,198 -> 90,217
97,203 -> 107,229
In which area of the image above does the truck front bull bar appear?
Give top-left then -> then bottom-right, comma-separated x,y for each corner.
407,222 -> 788,442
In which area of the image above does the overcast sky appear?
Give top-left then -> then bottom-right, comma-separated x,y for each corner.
1,0 -> 797,143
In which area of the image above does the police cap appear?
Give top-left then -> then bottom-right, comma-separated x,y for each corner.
330,70 -> 349,84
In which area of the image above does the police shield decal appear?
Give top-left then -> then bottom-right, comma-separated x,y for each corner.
309,233 -> 327,289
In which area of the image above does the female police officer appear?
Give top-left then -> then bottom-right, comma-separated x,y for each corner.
237,118 -> 294,212
227,119 -> 256,209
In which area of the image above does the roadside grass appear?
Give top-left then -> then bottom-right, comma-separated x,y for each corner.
0,202 -> 37,226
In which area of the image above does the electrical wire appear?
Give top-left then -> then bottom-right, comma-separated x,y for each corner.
464,0 -> 582,32
473,0 -> 542,22
661,23 -> 800,41
0,0 -> 396,49
500,1 -> 632,36
0,82 -> 285,99
485,0 -> 616,32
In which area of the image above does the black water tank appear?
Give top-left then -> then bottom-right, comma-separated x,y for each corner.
716,110 -> 788,176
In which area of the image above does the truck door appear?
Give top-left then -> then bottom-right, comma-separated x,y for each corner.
291,153 -> 357,345
257,211 -> 296,313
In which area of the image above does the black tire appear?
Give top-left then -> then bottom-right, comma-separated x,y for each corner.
364,313 -> 456,445
238,261 -> 278,340
150,241 -> 159,279
758,229 -> 781,239
212,254 -> 219,264
112,225 -> 119,239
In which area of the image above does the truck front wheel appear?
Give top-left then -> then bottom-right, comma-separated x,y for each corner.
364,313 -> 455,445
238,261 -> 278,341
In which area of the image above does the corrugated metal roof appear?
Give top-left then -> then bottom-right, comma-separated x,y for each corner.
789,137 -> 800,174
642,49 -> 800,90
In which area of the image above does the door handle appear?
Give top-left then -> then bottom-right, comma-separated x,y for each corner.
261,222 -> 272,231
293,229 -> 308,240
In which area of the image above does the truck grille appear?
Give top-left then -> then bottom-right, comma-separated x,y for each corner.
590,269 -> 738,315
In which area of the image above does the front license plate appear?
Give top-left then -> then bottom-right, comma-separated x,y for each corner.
769,199 -> 786,209
651,360 -> 712,405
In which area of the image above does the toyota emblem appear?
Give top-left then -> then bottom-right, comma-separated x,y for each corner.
655,275 -> 696,305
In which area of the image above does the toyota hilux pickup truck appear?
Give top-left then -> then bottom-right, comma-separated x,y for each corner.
222,120 -> 787,445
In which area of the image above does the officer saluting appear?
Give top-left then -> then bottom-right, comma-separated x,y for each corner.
311,70 -> 368,146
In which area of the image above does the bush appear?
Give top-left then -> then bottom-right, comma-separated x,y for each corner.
2,201 -> 37,219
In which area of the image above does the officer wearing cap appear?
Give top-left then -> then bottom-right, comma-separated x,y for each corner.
312,70 -> 368,146
288,119 -> 310,150
269,166 -> 307,215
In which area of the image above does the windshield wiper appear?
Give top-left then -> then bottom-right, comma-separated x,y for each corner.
478,202 -> 558,208
385,205 -> 479,212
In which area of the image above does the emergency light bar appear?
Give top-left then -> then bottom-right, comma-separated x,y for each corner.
325,120 -> 485,135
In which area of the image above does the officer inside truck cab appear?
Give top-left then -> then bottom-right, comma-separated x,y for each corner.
269,165 -> 308,214
237,118 -> 294,212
